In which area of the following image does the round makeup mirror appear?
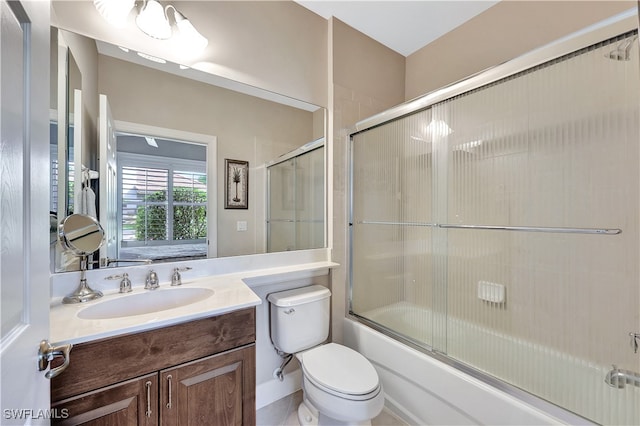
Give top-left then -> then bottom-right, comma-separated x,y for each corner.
58,213 -> 105,256
58,214 -> 106,304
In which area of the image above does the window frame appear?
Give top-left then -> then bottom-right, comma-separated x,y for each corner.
118,152 -> 207,248
113,120 -> 217,258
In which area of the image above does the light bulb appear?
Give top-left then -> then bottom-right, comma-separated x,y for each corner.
136,0 -> 172,40
93,0 -> 135,27
172,10 -> 208,57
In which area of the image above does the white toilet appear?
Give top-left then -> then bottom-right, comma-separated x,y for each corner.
268,285 -> 384,426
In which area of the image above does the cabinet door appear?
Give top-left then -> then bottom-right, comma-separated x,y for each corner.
51,373 -> 158,426
160,345 -> 255,426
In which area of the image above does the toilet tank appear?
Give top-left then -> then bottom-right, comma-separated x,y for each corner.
268,285 -> 331,354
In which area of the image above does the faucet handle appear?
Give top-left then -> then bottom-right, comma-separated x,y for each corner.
145,270 -> 159,290
105,273 -> 132,293
119,273 -> 132,293
171,267 -> 192,286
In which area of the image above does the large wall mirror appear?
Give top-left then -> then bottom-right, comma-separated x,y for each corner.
50,29 -> 82,230
51,27 -> 327,273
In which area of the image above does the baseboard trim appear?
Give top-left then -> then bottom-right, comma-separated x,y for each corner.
256,368 -> 302,409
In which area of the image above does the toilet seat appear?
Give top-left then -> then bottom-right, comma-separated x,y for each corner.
299,343 -> 380,401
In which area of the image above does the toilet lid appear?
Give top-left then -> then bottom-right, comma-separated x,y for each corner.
300,343 -> 379,396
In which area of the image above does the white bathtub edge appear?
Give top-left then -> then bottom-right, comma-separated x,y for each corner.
383,393 -> 432,426
343,318 -> 579,426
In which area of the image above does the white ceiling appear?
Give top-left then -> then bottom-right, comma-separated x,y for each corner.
295,1 -> 499,56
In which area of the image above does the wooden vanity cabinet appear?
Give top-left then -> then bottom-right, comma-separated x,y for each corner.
160,346 -> 254,426
51,373 -> 159,426
51,308 -> 256,426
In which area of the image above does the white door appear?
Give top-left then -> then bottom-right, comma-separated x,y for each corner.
0,0 -> 52,423
98,94 -> 118,262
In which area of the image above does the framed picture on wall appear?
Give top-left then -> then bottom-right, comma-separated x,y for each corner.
224,159 -> 249,209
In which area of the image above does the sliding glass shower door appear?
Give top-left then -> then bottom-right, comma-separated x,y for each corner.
350,29 -> 639,424
350,110 -> 438,347
267,146 -> 324,252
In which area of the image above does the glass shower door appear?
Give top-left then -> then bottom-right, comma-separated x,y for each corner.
350,29 -> 640,425
351,110 -> 437,347
438,31 -> 640,425
295,147 -> 325,250
267,146 -> 325,252
268,159 -> 296,252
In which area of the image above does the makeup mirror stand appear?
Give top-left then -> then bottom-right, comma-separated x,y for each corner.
62,255 -> 103,304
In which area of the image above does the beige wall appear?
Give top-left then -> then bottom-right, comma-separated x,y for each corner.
329,18 -> 406,342
405,0 -> 634,100
52,1 -> 328,108
332,18 -> 406,108
99,55 -> 315,257
312,108 -> 326,141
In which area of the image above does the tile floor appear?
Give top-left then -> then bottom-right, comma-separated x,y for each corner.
256,390 -> 409,426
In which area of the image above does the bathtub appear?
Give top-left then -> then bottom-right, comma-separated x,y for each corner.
344,302 -> 639,425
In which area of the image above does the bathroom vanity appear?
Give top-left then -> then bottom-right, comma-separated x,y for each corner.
48,274 -> 263,425
48,255 -> 338,424
50,308 -> 255,425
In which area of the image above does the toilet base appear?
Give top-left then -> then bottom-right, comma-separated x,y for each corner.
297,399 -> 318,426
297,398 -> 372,426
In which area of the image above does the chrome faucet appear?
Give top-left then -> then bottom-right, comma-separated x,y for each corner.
105,272 -> 132,293
171,267 -> 192,286
145,270 -> 159,290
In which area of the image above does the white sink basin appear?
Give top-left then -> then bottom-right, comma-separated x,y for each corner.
78,287 -> 215,320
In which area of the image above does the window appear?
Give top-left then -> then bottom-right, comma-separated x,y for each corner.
117,136 -> 208,261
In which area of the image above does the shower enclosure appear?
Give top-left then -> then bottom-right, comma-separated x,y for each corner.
267,138 -> 325,252
349,16 -> 639,425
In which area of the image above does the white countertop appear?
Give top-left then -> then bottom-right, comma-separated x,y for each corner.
50,261 -> 338,345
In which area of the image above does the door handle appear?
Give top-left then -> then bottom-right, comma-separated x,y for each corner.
38,340 -> 72,379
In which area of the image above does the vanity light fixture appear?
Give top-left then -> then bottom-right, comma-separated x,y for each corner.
167,6 -> 209,55
93,0 -> 135,27
136,0 -> 172,39
94,0 -> 208,56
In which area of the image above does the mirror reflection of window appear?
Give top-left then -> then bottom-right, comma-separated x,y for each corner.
117,134 -> 208,263
67,130 -> 75,214
50,122 -> 59,214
